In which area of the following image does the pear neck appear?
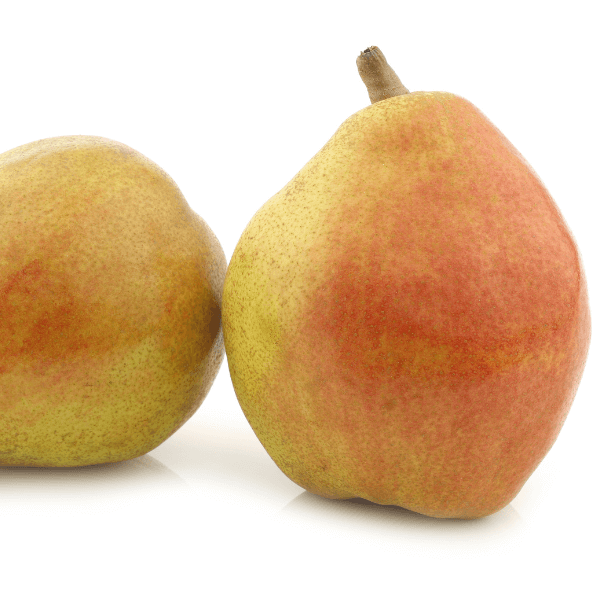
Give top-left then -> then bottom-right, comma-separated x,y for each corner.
356,46 -> 409,104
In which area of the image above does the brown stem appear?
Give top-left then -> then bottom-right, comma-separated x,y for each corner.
356,46 -> 409,104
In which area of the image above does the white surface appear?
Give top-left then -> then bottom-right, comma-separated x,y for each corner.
1,1 -> 598,598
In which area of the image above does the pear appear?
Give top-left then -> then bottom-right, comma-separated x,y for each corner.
222,47 -> 591,518
1,136 -> 226,467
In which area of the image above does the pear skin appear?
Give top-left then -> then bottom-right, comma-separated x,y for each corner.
1,136 -> 226,466
222,50 -> 591,519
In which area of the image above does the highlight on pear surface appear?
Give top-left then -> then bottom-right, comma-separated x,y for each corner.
0,135 -> 227,467
221,46 -> 591,519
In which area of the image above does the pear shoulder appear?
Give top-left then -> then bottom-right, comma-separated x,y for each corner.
340,91 -> 476,132
0,135 -> 173,188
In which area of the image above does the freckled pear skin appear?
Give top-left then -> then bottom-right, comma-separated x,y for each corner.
0,135 -> 226,467
222,47 -> 591,519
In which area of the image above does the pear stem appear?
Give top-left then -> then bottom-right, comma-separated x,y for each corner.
356,46 -> 409,104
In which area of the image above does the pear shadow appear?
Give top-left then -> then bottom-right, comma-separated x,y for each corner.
0,454 -> 190,501
161,416 -> 301,501
281,491 -> 523,538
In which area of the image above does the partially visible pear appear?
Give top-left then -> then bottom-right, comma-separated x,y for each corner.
222,47 -> 591,518
1,135 -> 226,467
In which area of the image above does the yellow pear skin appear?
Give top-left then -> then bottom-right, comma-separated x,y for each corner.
222,51 -> 591,519
1,136 -> 226,467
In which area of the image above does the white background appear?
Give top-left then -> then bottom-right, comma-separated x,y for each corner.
1,1 -> 598,598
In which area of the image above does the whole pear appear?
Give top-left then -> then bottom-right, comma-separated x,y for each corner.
1,136 -> 226,467
222,48 -> 591,519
